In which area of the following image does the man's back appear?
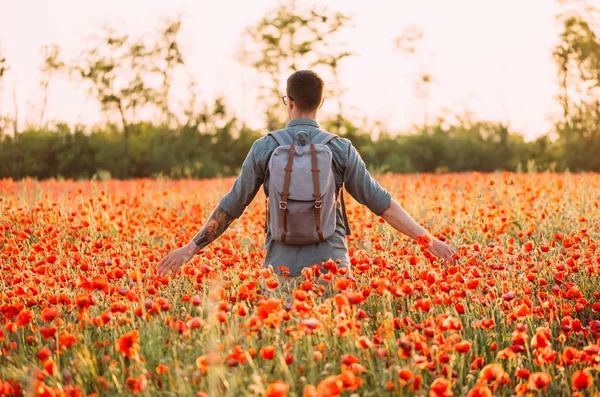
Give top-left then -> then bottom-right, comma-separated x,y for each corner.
218,118 -> 391,276
156,70 -> 455,282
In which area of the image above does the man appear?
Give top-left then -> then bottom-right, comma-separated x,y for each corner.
157,70 -> 456,286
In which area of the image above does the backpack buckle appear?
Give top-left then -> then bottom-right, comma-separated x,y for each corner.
314,200 -> 323,209
279,201 -> 287,210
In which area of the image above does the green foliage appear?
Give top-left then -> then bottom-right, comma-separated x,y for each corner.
239,0 -> 353,131
0,100 -> 263,180
553,3 -> 600,171
0,109 -> 562,180
0,124 -> 96,179
62,18 -> 186,178
326,116 -> 562,175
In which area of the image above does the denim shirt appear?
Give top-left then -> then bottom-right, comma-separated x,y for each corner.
219,118 -> 392,276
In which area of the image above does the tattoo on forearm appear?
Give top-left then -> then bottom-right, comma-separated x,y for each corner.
193,206 -> 235,249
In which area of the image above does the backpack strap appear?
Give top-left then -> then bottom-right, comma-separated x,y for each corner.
312,131 -> 338,145
270,130 -> 292,146
340,187 -> 351,236
313,129 -> 350,235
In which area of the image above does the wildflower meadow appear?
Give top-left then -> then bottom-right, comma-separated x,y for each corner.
1,173 -> 600,397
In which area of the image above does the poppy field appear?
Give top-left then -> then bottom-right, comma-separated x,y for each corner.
1,173 -> 600,397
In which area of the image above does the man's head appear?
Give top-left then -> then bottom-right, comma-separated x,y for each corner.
285,70 -> 325,118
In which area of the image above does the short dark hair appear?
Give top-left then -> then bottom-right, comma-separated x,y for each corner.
286,70 -> 324,112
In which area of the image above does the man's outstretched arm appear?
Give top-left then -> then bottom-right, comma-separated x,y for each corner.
156,206 -> 235,277
156,138 -> 268,278
342,142 -> 456,264
381,199 -> 456,265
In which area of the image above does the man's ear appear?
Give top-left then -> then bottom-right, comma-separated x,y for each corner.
319,97 -> 325,109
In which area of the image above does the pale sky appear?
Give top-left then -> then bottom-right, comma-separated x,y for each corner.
0,0 -> 563,139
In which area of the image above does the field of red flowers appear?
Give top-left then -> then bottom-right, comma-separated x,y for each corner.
1,173 -> 600,397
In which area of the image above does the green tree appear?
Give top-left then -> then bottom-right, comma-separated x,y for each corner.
239,0 -> 353,131
68,17 -> 185,178
314,50 -> 353,134
553,0 -> 600,171
395,25 -> 434,127
38,44 -> 64,128
71,27 -> 151,178
149,18 -> 184,126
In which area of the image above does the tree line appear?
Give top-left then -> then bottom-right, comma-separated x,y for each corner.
0,0 -> 598,179
0,111 -> 561,179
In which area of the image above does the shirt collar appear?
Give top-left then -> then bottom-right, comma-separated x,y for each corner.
285,118 -> 320,129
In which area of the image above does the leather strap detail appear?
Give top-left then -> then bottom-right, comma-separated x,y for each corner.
310,144 -> 324,241
280,145 -> 295,243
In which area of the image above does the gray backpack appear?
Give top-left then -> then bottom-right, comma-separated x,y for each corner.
266,129 -> 350,245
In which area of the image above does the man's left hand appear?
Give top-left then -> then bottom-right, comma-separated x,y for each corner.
428,238 -> 457,266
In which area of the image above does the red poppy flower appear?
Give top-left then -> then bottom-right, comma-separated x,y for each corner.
115,330 -> 140,358
571,370 -> 593,390
429,378 -> 453,397
40,308 -> 58,322
264,381 -> 289,397
260,345 -> 275,360
528,372 -> 551,390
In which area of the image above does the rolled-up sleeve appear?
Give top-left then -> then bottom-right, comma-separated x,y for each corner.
218,140 -> 266,218
343,143 -> 391,216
